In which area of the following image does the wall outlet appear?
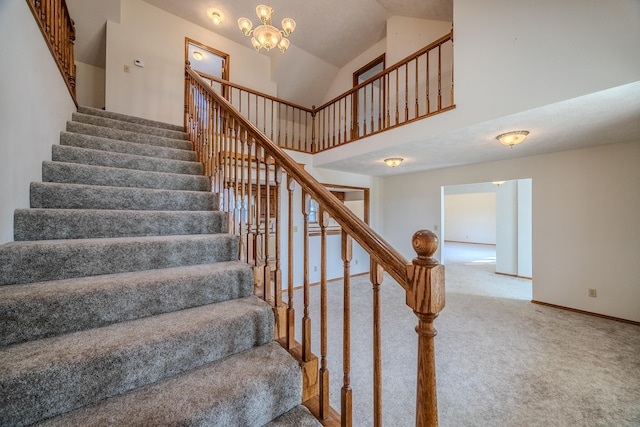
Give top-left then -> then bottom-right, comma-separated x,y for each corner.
313,266 -> 318,272
588,288 -> 597,298
123,65 -> 130,73
355,259 -> 358,265
293,226 -> 298,232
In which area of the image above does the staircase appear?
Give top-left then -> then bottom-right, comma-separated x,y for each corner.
0,106 -> 321,426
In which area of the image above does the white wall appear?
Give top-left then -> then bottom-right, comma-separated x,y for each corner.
382,140 -> 640,322
444,193 -> 496,244
454,0 -> 640,123
0,1 -> 76,243
517,179 -> 533,278
496,181 -> 518,274
75,61 -> 105,108
385,16 -> 451,66
105,0 -> 276,126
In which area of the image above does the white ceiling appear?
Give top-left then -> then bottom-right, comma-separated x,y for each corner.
64,0 -> 639,178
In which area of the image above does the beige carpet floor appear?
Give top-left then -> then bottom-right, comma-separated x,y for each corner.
292,242 -> 640,426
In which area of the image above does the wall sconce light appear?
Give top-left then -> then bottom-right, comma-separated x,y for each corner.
384,158 -> 403,168
496,130 -> 529,148
207,8 -> 223,25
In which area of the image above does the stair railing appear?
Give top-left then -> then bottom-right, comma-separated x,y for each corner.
26,0 -> 77,104
193,30 -> 453,155
186,66 -> 446,427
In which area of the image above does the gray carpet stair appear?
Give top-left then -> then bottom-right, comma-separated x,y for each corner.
0,107 -> 320,427
53,144 -> 203,175
14,209 -> 227,240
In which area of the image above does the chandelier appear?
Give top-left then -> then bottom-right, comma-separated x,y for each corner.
238,5 -> 296,53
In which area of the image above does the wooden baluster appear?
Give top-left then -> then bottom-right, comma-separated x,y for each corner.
394,69 -> 399,125
238,129 -> 247,262
285,105 -> 290,149
247,138 -> 254,265
426,50 -> 430,114
255,145 -> 263,284
370,82 -> 374,133
378,77 -> 383,131
415,57 -> 420,118
406,230 -> 445,427
286,176 -> 296,349
450,36 -> 455,107
273,164 -> 285,339
371,260 -> 384,427
263,152 -> 272,305
270,99 -> 275,142
341,230 -> 353,427
302,192 -> 312,361
231,123 -> 240,235
404,64 -> 409,122
386,73 -> 391,128
438,44 -> 442,111
362,88 -> 367,136
319,209 -> 330,419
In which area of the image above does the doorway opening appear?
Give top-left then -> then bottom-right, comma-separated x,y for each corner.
442,179 -> 532,300
352,54 -> 385,138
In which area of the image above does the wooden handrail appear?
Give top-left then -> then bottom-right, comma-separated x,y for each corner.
185,65 -> 445,426
187,67 -> 409,287
26,0 -> 77,106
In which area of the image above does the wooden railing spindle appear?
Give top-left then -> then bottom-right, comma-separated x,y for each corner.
302,192 -> 312,362
286,176 -> 296,350
371,260 -> 384,427
341,230 -> 353,427
319,209 -> 330,420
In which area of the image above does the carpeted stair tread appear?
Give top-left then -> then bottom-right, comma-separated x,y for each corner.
0,297 -> 275,427
0,261 -> 253,346
0,234 -> 238,286
78,106 -> 185,132
14,208 -> 227,241
265,405 -> 323,427
53,144 -> 203,175
67,121 -> 192,151
72,112 -> 189,141
35,342 -> 301,427
30,182 -> 217,211
42,161 -> 209,191
60,131 -> 197,162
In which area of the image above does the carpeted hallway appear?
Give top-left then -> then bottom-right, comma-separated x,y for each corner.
293,242 -> 640,426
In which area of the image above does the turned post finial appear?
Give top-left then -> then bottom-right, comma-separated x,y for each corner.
411,229 -> 439,267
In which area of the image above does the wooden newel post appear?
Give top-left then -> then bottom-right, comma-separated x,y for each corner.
406,230 -> 445,427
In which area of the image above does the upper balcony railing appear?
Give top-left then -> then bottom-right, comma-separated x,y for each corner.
195,30 -> 454,154
26,0 -> 77,105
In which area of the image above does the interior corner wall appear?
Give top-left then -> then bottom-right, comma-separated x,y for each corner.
495,181 -> 518,275
517,179 -> 533,278
75,61 -> 106,109
0,1 -> 76,244
104,0 -> 276,126
381,140 -> 640,323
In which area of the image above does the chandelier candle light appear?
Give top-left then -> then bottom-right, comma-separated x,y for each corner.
238,5 -> 296,52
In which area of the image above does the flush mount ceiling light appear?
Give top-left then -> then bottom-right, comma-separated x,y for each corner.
207,8 -> 223,26
238,5 -> 296,53
496,130 -> 529,148
492,181 -> 505,186
384,158 -> 403,168
192,51 -> 204,61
